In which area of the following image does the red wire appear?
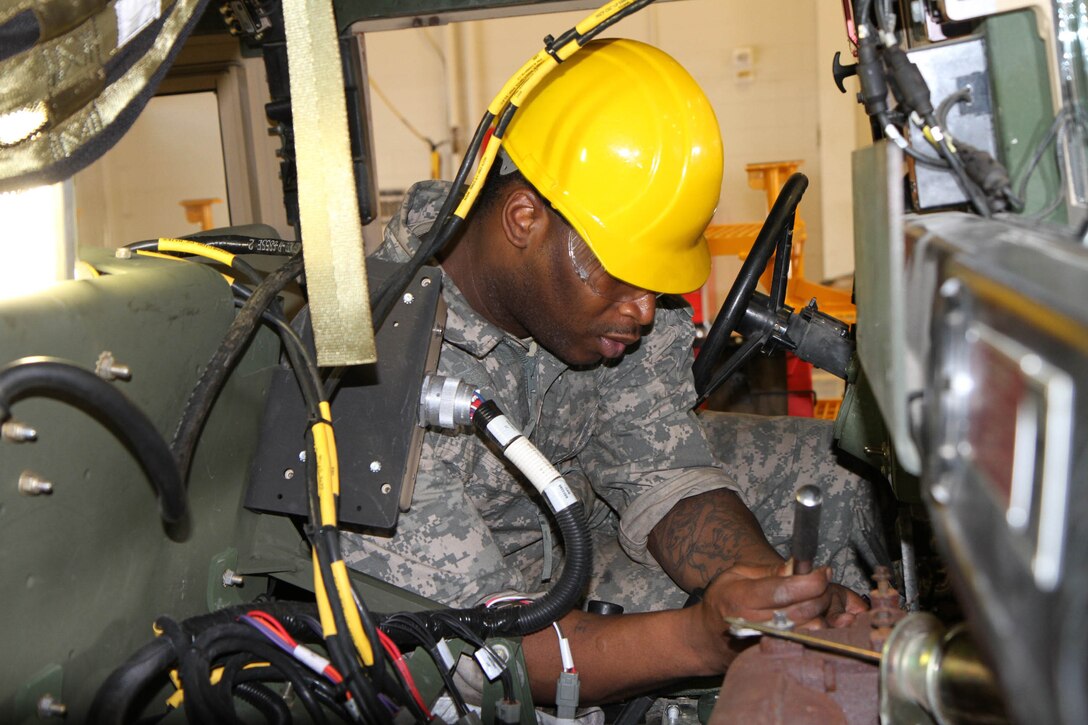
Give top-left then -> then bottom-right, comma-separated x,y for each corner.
377,629 -> 431,718
247,610 -> 296,647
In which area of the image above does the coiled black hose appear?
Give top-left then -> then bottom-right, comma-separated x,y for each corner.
234,682 -> 291,725
0,357 -> 187,524
413,501 -> 591,639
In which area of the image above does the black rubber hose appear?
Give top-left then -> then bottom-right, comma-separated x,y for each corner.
88,636 -> 176,725
0,357 -> 188,524
413,501 -> 591,639
172,254 -> 304,485
693,173 -> 808,395
234,683 -> 291,725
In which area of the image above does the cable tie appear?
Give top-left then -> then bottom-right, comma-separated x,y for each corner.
307,416 -> 334,430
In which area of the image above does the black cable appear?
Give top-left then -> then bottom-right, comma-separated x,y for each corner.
234,682 -> 291,725
197,630 -> 331,725
233,295 -> 323,413
171,254 -> 303,486
382,613 -> 470,717
127,235 -> 302,257
0,357 -> 188,524
125,239 -> 266,289
89,637 -> 176,725
575,0 -> 656,44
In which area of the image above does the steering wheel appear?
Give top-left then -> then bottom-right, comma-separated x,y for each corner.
692,173 -> 809,405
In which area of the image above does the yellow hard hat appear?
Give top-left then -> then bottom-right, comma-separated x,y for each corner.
503,38 -> 723,294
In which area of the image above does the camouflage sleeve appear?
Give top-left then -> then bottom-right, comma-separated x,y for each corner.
339,426 -> 528,608
581,302 -> 739,565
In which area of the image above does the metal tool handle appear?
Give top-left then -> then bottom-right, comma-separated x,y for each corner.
790,485 -> 823,575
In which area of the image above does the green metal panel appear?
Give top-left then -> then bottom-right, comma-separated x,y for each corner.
0,248 -> 279,721
984,10 -> 1063,222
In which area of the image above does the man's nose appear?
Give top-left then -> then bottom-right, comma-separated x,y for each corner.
618,292 -> 656,326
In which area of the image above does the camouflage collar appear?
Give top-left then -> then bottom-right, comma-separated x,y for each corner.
389,181 -> 512,359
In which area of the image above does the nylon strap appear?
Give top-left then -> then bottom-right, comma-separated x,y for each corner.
281,0 -> 375,366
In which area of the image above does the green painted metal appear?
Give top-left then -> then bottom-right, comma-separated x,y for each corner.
983,10 -> 1063,222
0,248 -> 279,721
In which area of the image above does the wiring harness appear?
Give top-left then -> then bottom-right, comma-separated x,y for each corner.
850,0 -> 1022,216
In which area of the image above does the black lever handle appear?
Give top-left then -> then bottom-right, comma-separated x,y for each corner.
832,50 -> 858,94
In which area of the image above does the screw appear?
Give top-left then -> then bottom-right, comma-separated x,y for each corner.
283,469 -> 295,480
664,703 -> 682,725
298,450 -> 306,463
380,483 -> 392,495
420,277 -> 432,287
402,293 -> 415,305
1,420 -> 37,442
369,460 -> 382,473
95,352 -> 132,381
222,569 -> 245,587
18,471 -> 53,496
770,610 -> 793,630
37,693 -> 66,718
114,247 -> 133,259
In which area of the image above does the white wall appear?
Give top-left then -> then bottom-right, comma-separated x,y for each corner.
363,0 -> 863,284
73,92 -> 230,247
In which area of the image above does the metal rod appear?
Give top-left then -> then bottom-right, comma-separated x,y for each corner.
790,484 -> 823,574
725,617 -> 882,662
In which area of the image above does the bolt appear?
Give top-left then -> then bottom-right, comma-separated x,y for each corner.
490,643 -> 511,663
369,460 -> 382,473
222,569 -> 245,587
939,278 -> 961,299
771,610 -> 794,630
664,703 -> 682,725
402,293 -> 415,305
298,450 -> 307,463
37,693 -> 66,718
18,471 -> 53,496
1,420 -> 37,442
420,277 -> 432,287
931,482 -> 951,504
95,351 -> 132,381
283,469 -> 295,480
380,483 -> 392,495
114,247 -> 133,259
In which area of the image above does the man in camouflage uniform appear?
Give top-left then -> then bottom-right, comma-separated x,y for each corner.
342,39 -> 887,705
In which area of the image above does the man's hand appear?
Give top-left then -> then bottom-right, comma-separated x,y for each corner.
701,562 -> 868,631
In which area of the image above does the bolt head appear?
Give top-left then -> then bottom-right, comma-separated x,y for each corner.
114,247 -> 133,259
402,293 -> 415,305
369,460 -> 382,473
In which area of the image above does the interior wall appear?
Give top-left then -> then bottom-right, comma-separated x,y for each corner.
73,92 -> 230,248
364,1 -> 863,284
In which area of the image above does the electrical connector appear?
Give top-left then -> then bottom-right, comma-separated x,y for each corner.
555,670 -> 581,721
883,46 -> 933,117
495,699 -> 522,725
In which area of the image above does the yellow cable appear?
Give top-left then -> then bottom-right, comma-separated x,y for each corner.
454,131 -> 503,219
333,559 -> 375,665
313,550 -> 339,638
465,0 -> 636,221
318,401 -> 340,497
165,663 -> 271,708
158,238 -> 236,268
135,249 -> 234,285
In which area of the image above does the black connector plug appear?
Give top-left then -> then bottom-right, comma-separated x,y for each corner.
856,39 -> 889,118
883,46 -> 933,117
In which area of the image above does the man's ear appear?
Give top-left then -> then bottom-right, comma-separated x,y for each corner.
500,186 -> 549,251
